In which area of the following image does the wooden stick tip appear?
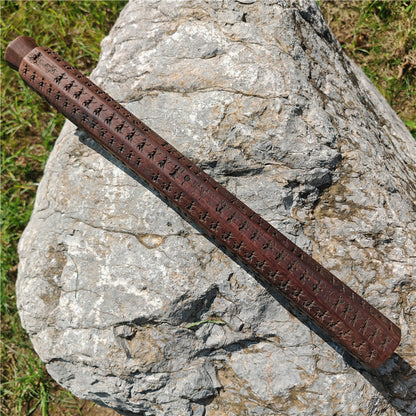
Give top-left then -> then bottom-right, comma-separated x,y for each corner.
5,36 -> 38,71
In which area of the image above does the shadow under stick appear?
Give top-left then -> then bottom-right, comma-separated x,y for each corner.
5,36 -> 401,369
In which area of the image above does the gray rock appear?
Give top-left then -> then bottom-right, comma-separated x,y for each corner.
17,0 -> 416,415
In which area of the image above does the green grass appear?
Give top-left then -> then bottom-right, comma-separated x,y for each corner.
320,0 -> 416,137
1,1 -> 415,415
1,1 -> 127,415
187,319 -> 227,329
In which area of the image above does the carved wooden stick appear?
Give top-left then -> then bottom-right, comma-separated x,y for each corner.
6,36 -> 401,368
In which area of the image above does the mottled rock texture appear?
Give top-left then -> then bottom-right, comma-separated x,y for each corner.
17,0 -> 416,415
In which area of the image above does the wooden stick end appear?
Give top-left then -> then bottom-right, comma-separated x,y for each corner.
5,36 -> 38,71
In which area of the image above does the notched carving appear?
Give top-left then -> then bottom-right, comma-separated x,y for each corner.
94,104 -> 104,116
275,251 -> 284,261
73,88 -> 84,99
148,149 -> 157,159
263,241 -> 270,250
209,221 -> 220,231
186,200 -> 196,211
227,212 -> 236,222
238,221 -> 247,231
245,250 -> 255,261
30,51 -> 42,63
181,175 -> 191,186
162,182 -> 172,192
286,262 -> 295,272
115,121 -> 125,132
268,269 -> 280,281
64,80 -> 74,91
105,113 -> 114,125
126,128 -> 135,141
83,96 -> 94,108
233,240 -> 243,250
54,73 -> 65,84
169,165 -> 180,178
256,260 -> 266,270
98,128 -> 106,139
222,231 -> 232,241
215,201 -> 226,213
137,141 -> 146,150
174,191 -> 184,202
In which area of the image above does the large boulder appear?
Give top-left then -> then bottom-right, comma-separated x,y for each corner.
17,0 -> 416,415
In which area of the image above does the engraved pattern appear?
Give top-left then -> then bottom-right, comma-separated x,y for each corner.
17,45 -> 401,369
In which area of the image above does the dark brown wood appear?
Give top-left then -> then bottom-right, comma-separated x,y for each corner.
5,36 -> 401,369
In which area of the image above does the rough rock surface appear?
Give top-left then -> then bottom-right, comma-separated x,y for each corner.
17,0 -> 416,415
